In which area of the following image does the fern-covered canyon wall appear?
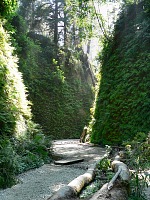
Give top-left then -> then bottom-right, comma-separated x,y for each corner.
0,20 -> 34,138
0,8 -> 94,189
90,1 -> 150,145
8,0 -> 95,139
0,1 -> 53,188
19,34 -> 94,139
1,0 -> 150,191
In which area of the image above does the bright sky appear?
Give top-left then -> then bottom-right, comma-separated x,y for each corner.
84,1 -> 121,68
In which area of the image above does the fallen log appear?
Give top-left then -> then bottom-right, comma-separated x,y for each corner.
68,163 -> 97,193
88,182 -> 128,200
89,155 -> 130,200
54,158 -> 84,165
48,185 -> 77,200
48,159 -> 102,200
107,167 -> 122,190
107,156 -> 130,190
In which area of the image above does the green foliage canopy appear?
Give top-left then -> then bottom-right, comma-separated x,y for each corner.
0,0 -> 18,17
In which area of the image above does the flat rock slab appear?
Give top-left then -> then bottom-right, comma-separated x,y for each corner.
54,158 -> 84,165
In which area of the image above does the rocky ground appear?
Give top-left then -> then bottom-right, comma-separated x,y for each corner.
0,139 -> 106,200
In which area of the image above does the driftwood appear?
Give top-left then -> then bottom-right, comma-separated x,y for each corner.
89,155 -> 130,200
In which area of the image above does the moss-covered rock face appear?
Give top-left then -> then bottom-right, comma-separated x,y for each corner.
0,20 -> 33,137
91,2 -> 150,145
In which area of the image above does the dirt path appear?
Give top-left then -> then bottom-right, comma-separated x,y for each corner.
0,139 -> 106,200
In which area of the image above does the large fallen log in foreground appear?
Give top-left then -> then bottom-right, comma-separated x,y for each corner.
48,185 -> 77,200
89,155 -> 130,200
48,157 -> 105,200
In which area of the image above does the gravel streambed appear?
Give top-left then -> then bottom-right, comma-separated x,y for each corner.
0,139 -> 106,200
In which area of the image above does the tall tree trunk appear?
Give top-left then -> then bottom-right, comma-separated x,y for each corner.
30,0 -> 35,31
54,0 -> 58,45
87,39 -> 91,54
72,22 -> 76,47
64,1 -> 67,47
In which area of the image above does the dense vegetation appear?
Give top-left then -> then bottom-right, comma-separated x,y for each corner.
0,1 -> 52,188
9,0 -> 95,139
90,0 -> 150,145
0,0 -> 94,188
0,1 -> 149,196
